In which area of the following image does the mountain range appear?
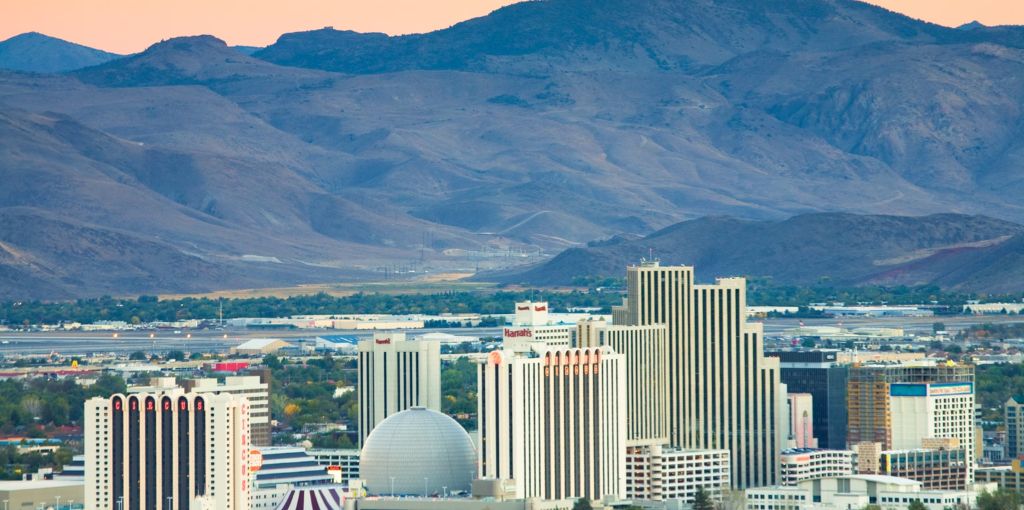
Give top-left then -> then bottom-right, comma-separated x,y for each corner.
491,213 -> 1024,292
2,0 -> 1024,298
0,32 -> 120,73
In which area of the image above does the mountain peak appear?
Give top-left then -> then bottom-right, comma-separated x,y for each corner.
73,34 -> 315,87
0,31 -> 119,73
957,20 -> 987,31
257,0 -> 957,74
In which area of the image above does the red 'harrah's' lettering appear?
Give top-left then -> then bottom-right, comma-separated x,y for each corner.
534,305 -> 547,311
375,338 -> 391,344
504,328 -> 533,338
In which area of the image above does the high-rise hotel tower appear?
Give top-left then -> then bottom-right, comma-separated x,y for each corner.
617,261 -> 784,488
85,391 -> 251,510
478,346 -> 627,501
357,332 -> 441,446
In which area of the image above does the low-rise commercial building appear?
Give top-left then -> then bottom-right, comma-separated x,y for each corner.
0,480 -> 84,510
779,448 -> 855,486
625,445 -> 730,503
879,448 -> 968,490
308,449 -> 361,483
745,475 -> 989,510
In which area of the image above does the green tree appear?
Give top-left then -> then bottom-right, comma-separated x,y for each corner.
800,338 -> 816,348
263,354 -> 283,370
693,486 -> 715,510
165,350 -> 186,361
977,489 -> 1024,510
908,500 -> 927,510
572,499 -> 593,510
129,351 -> 147,361
932,322 -> 946,334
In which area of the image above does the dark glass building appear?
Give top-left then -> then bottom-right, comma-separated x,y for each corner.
768,350 -> 849,450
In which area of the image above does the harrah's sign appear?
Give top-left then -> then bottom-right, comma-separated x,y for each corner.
375,338 -> 391,345
504,328 -> 533,338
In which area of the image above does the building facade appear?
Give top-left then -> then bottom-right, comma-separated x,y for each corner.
576,318 -> 669,447
779,448 -> 855,486
1006,396 -> 1024,459
624,445 -> 730,503
308,449 -> 361,483
131,374 -> 273,447
770,350 -> 849,449
502,301 -> 574,353
620,262 -> 784,488
357,333 -> 441,446
787,394 -> 817,449
745,475 -> 984,510
477,346 -> 627,501
878,448 -> 968,490
889,382 -> 975,482
85,391 -> 251,510
847,362 -> 974,450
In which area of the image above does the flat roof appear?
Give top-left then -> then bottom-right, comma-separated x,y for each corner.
0,480 -> 84,490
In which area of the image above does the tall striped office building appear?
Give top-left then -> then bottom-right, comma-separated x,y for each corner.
85,391 -> 251,510
618,261 -> 784,488
478,346 -> 627,501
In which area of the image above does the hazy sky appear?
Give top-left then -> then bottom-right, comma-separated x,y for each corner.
2,0 -> 1023,55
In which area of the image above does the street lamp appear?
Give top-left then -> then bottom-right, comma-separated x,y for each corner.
55,496 -> 61,510
117,496 -> 123,510
167,496 -> 173,510
423,477 -> 428,497
390,476 -> 395,497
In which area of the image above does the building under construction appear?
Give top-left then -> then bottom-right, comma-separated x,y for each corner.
846,361 -> 974,449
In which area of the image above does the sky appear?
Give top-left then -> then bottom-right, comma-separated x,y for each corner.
1,0 -> 1023,55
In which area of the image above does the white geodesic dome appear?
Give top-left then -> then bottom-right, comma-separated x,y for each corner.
359,407 -> 476,496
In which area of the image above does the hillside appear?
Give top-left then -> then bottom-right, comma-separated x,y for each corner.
2,0 -> 1024,298
494,213 -> 1024,291
0,32 -> 120,73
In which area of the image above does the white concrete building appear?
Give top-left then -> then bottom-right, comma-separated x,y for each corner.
745,475 -> 991,510
890,382 -> 976,482
478,346 -> 627,501
620,262 -> 785,488
779,448 -> 856,486
132,375 -> 272,446
357,332 -> 441,446
625,445 -> 730,503
85,391 -> 251,510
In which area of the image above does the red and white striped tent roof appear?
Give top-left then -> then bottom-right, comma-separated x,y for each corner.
274,486 -> 345,510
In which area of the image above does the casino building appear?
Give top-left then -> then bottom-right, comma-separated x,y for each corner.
501,301 -> 574,353
477,346 -> 627,501
85,391 -> 251,510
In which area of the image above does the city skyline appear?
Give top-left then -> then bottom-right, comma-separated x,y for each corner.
1,0 -> 1022,54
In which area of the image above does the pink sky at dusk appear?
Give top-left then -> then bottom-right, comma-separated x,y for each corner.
2,0 -> 1023,55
